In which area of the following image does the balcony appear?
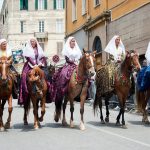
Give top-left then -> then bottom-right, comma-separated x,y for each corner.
34,32 -> 48,39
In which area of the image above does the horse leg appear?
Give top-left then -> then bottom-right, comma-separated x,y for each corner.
39,97 -> 46,122
0,100 -> 5,131
62,96 -> 68,126
116,108 -> 122,126
5,96 -> 13,129
32,99 -> 39,129
23,97 -> 30,125
105,97 -> 110,123
99,98 -> 105,124
70,99 -> 74,128
142,97 -> 149,124
80,95 -> 86,131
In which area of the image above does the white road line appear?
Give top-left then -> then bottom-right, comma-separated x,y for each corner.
86,123 -> 150,148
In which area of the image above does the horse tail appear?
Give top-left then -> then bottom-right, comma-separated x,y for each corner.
93,93 -> 99,115
136,89 -> 145,112
24,97 -> 31,116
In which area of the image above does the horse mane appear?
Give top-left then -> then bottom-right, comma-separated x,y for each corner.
33,66 -> 45,79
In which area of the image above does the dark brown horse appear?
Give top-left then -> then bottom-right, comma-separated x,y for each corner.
94,50 -> 141,128
24,66 -> 47,129
136,82 -> 150,124
54,51 -> 96,130
0,56 -> 14,131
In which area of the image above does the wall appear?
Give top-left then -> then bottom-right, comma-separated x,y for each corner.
108,3 -> 150,55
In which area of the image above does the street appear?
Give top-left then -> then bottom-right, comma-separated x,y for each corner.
0,100 -> 150,150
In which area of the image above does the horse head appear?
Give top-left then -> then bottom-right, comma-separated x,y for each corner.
28,66 -> 44,98
82,49 -> 96,78
125,50 -> 141,72
0,56 -> 11,81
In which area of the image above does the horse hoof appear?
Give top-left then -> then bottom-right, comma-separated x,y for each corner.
80,123 -> 86,131
0,127 -> 5,132
4,122 -> 10,129
39,117 -> 43,122
54,112 -> 60,122
115,122 -> 121,126
24,121 -> 28,125
62,120 -> 68,126
144,121 -> 150,125
70,120 -> 74,128
122,125 -> 127,129
34,126 -> 39,130
105,117 -> 109,123
101,120 -> 105,124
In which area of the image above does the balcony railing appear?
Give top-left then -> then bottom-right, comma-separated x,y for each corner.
34,32 -> 48,39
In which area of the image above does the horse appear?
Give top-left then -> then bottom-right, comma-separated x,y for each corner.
23,66 -> 47,129
0,56 -> 15,131
136,69 -> 150,124
93,50 -> 141,128
54,50 -> 96,130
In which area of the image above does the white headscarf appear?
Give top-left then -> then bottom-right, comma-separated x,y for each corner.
62,36 -> 82,61
0,39 -> 12,57
23,37 -> 44,63
104,35 -> 125,61
145,42 -> 150,65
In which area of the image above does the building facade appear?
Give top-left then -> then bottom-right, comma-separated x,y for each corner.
66,0 -> 150,68
0,0 -> 65,62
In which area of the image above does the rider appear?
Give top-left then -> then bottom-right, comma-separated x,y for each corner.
53,36 -> 82,114
0,39 -> 19,99
137,42 -> 150,91
104,35 -> 125,63
18,37 -> 48,105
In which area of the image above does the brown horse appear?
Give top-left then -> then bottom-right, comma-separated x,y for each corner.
94,50 -> 141,128
136,81 -> 150,124
54,51 -> 96,130
0,56 -> 14,131
24,66 -> 47,129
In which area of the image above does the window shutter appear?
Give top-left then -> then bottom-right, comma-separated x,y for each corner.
44,0 -> 47,10
63,0 -> 65,9
54,0 -> 56,9
20,0 -> 23,10
26,0 -> 28,10
35,0 -> 38,10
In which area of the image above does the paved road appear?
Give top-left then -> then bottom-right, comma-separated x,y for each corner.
0,100 -> 150,150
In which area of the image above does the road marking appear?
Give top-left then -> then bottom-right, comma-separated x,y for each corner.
86,123 -> 150,148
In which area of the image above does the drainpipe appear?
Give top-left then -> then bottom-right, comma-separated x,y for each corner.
87,0 -> 89,50
65,0 -> 67,40
105,0 -> 109,61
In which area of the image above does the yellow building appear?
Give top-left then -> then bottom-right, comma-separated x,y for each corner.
66,0 -> 150,67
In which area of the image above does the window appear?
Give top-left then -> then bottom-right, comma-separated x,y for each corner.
57,42 -> 63,55
72,0 -> 77,21
39,21 -> 44,32
54,0 -> 65,10
20,21 -> 25,33
56,19 -> 63,33
20,0 -> 28,10
35,0 -> 47,10
82,0 -> 86,15
94,0 -> 100,7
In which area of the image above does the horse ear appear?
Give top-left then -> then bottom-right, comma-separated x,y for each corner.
92,50 -> 97,57
126,50 -> 130,58
82,48 -> 86,54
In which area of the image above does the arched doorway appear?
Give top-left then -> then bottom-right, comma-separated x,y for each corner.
92,36 -> 102,53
